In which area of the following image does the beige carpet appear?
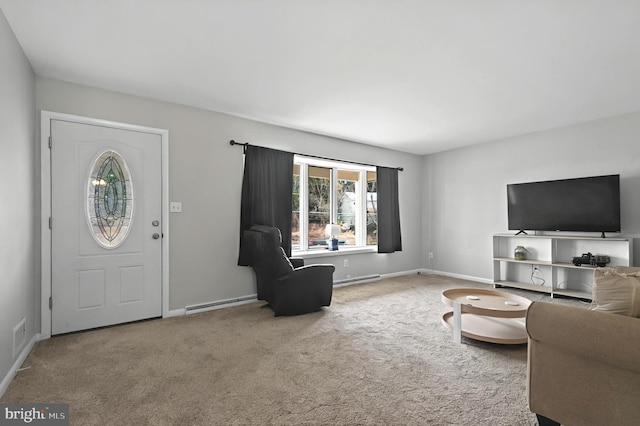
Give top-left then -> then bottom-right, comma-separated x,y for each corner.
2,274 -> 586,425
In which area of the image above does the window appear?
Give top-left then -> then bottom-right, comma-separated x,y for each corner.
292,156 -> 376,252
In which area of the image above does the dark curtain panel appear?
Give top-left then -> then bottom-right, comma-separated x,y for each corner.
377,166 -> 402,253
238,145 -> 294,266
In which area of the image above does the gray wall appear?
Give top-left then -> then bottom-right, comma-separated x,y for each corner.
36,77 -> 424,311
423,111 -> 640,281
0,10 -> 36,386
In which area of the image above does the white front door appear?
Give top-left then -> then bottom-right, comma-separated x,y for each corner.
50,119 -> 163,335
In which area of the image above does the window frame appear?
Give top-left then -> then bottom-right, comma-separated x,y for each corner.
292,155 -> 376,254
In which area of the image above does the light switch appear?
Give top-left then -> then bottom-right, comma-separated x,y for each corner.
170,202 -> 182,213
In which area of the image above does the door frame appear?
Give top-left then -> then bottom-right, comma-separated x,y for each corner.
40,111 -> 170,339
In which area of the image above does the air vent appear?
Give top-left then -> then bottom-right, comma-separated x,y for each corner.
12,318 -> 26,358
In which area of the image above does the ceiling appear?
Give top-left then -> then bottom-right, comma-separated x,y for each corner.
2,1 -> 640,155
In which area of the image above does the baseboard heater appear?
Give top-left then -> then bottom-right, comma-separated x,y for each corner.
184,274 -> 381,313
334,274 -> 381,287
185,294 -> 257,315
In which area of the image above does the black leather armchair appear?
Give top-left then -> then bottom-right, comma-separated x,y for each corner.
243,225 -> 335,316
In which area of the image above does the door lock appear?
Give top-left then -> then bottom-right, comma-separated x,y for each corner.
152,220 -> 160,227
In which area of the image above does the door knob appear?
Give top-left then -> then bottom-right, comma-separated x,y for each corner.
152,233 -> 160,239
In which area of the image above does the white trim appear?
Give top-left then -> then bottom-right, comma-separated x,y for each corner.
172,271 -> 424,315
185,295 -> 258,315
40,111 -> 170,339
356,170 -> 365,246
163,296 -> 261,318
381,269 -> 423,279
293,246 -> 377,259
293,155 -> 375,252
298,163 -> 309,250
419,269 -> 494,285
40,113 -> 51,338
0,334 -> 40,398
333,269 -> 424,288
294,155 -> 375,172
166,308 -> 186,317
333,274 -> 381,288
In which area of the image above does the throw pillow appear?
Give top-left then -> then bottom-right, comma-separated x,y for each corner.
592,268 -> 640,317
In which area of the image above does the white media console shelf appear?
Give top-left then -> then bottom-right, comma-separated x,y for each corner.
493,233 -> 633,300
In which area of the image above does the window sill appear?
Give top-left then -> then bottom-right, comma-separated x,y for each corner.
292,246 -> 377,259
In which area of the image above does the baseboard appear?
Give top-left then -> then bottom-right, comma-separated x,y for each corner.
420,269 -> 493,285
334,269 -> 425,288
166,308 -> 186,318
174,271 -> 425,315
166,269 -> 491,319
381,269 -> 422,279
0,333 -> 40,399
184,295 -> 258,315
333,274 -> 381,288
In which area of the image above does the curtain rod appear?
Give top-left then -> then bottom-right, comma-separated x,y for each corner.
229,140 -> 403,171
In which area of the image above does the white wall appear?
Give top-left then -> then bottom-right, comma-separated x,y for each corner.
0,9 -> 36,388
423,111 -> 640,281
36,77 -> 423,311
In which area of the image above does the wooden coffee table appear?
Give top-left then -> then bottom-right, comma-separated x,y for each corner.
441,288 -> 532,344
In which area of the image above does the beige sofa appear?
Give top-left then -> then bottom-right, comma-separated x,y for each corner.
526,301 -> 640,425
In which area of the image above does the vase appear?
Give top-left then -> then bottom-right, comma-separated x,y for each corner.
514,246 -> 527,261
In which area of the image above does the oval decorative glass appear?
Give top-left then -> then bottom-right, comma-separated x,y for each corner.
86,150 -> 134,249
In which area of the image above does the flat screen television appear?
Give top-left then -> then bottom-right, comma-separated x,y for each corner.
507,174 -> 620,235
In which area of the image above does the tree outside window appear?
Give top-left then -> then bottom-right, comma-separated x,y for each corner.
337,170 -> 358,245
308,166 -> 331,247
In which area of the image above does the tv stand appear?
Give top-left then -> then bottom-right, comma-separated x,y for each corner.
515,230 -> 528,236
493,233 -> 633,300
